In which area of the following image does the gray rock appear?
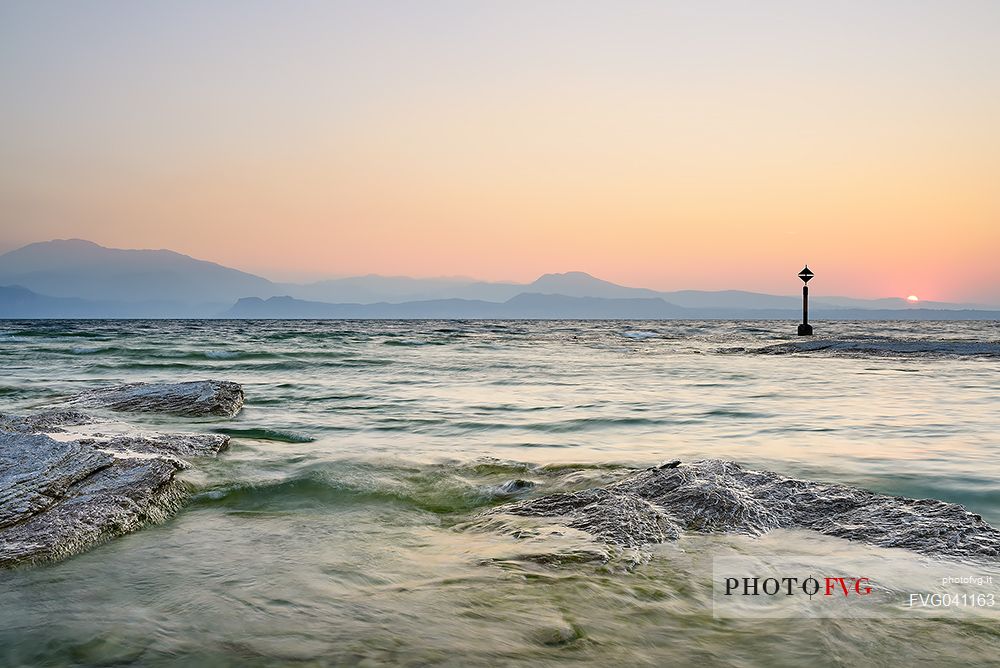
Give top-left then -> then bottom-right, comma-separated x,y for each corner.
0,432 -> 112,530
73,380 -> 244,418
82,432 -> 230,459
495,488 -> 680,547
0,409 -> 232,568
481,459 -> 1000,561
0,410 -> 94,434
0,445 -> 185,567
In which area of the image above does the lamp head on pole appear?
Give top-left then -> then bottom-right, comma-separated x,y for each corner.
798,265 -> 814,284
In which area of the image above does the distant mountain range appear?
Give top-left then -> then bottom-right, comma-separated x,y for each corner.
1,239 -> 997,319
0,239 -> 277,305
223,294 -> 1000,321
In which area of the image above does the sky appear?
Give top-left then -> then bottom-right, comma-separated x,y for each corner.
1,1 -> 998,302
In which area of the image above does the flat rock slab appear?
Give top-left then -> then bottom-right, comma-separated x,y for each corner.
0,409 -> 231,568
0,432 -> 112,530
72,380 -> 244,418
478,459 -> 1000,562
82,432 -> 229,459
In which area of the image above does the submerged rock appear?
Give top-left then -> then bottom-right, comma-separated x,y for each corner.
0,409 -> 231,568
494,488 -> 680,548
73,380 -> 244,418
479,460 -> 1000,561
493,479 -> 536,496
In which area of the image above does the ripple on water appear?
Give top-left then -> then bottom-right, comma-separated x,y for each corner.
212,427 -> 316,444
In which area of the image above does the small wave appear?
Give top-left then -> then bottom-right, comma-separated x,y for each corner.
262,330 -> 360,341
191,477 -> 377,511
366,415 -> 667,435
323,358 -> 394,368
621,331 -> 658,340
88,361 -> 203,371
204,350 -> 239,359
539,462 -> 632,472
212,427 -> 315,443
190,468 -> 529,514
150,349 -> 281,361
70,345 -> 112,355
9,328 -> 104,338
520,416 -> 667,433
62,346 -> 285,361
87,361 -> 205,370
241,360 -> 313,371
470,461 -> 533,476
702,408 -> 772,419
305,392 -> 377,402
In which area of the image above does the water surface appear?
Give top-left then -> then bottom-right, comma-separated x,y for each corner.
1,319 -> 998,666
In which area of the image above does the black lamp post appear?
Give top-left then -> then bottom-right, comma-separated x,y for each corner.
797,265 -> 814,336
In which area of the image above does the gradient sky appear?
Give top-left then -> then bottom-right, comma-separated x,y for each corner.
2,1 -> 998,302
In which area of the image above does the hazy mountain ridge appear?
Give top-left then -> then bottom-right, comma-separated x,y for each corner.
0,239 -> 278,305
1,240 -> 997,318
0,286 -> 223,318
4,282 -> 1000,320
223,293 -> 1000,320
225,293 -> 687,319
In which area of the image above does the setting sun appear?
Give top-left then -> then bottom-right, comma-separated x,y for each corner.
907,295 -> 920,303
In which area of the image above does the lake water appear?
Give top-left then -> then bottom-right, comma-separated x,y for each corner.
1,319 -> 998,666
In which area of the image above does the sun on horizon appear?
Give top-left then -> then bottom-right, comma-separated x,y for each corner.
907,295 -> 920,303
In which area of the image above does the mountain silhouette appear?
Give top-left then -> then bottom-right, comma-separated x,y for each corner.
526,272 -> 662,299
0,239 -> 279,305
225,293 -> 686,319
0,240 -> 996,318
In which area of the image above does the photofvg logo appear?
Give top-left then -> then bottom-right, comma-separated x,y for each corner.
723,575 -> 872,598
712,556 -> 999,619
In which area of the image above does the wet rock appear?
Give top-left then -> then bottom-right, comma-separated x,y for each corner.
72,380 -> 244,418
81,432 -> 230,459
527,621 -> 585,647
0,432 -> 111,530
0,409 -> 232,568
481,459 -> 1000,561
0,410 -> 94,434
495,488 -> 680,548
0,447 -> 185,567
609,460 -> 780,536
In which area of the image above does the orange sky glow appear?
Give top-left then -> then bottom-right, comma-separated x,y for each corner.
1,2 -> 998,302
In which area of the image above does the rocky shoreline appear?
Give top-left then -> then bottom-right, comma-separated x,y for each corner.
3,379 -> 999,569
0,380 -> 243,568
475,459 -> 1000,562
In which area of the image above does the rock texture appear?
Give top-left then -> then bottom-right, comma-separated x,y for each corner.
480,459 -> 1000,561
0,409 -> 230,568
0,410 -> 94,434
82,432 -> 229,459
72,380 -> 244,418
